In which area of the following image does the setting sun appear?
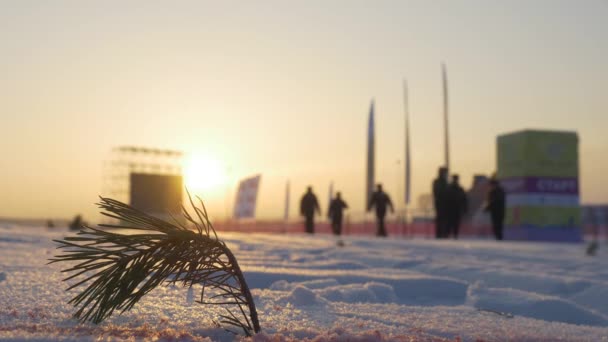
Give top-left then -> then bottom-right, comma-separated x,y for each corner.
183,155 -> 226,193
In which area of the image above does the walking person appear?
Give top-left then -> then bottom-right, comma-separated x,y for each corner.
485,179 -> 506,240
367,184 -> 394,237
432,167 -> 449,238
300,186 -> 321,234
445,174 -> 468,239
328,192 -> 348,236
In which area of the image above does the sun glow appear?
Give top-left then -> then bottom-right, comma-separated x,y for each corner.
183,155 -> 226,193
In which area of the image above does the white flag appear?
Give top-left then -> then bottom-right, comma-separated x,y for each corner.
233,174 -> 261,219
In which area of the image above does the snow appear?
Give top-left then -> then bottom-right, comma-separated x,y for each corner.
1,224 -> 608,341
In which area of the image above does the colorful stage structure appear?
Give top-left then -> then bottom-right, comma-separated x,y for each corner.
102,146 -> 183,221
497,130 -> 582,242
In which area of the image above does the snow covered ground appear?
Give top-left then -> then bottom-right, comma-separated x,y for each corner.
1,223 -> 608,341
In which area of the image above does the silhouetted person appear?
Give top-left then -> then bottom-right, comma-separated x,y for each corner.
367,184 -> 394,237
586,207 -> 600,256
445,174 -> 468,239
328,192 -> 348,236
300,186 -> 320,234
69,215 -> 83,231
485,179 -> 506,240
432,167 -> 449,238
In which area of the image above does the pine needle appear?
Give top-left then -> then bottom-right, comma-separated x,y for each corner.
49,192 -> 261,336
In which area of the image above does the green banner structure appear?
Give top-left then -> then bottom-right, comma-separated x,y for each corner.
505,206 -> 581,227
497,130 -> 578,179
496,130 -> 581,242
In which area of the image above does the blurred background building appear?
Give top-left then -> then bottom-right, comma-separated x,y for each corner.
102,146 -> 183,221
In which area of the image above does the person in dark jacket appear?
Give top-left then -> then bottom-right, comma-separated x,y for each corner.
445,174 -> 468,239
328,192 -> 348,236
485,179 -> 506,240
300,186 -> 321,234
432,167 -> 449,238
367,184 -> 394,237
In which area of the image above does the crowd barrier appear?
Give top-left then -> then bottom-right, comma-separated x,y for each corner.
213,218 -> 494,238
213,220 -> 606,241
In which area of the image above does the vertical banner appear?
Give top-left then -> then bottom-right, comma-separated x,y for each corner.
442,63 -> 450,172
283,180 -> 290,221
366,100 -> 375,209
233,174 -> 261,219
403,79 -> 411,205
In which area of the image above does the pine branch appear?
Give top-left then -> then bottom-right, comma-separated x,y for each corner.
49,191 -> 260,336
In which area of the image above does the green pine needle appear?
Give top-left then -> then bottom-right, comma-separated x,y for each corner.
49,191 -> 260,336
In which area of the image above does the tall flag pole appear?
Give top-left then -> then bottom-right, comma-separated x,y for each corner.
403,80 -> 411,205
442,63 -> 450,172
366,100 -> 375,210
283,180 -> 290,222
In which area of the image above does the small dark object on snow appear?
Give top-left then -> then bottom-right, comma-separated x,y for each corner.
586,241 -> 599,256
477,307 -> 514,318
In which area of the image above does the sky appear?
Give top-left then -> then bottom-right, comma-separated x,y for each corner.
1,0 -> 607,221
